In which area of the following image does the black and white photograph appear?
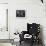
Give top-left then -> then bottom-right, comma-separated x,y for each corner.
0,0 -> 46,46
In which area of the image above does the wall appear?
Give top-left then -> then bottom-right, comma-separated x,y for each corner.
0,0 -> 8,3
0,0 -> 46,46
8,0 -> 46,46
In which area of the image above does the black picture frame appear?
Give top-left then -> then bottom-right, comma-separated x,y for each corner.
16,10 -> 25,17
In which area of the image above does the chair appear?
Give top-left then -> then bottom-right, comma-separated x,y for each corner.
19,23 -> 40,46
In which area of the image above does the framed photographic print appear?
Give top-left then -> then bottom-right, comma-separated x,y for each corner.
16,10 -> 25,17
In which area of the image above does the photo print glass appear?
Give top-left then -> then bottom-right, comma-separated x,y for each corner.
16,10 -> 25,17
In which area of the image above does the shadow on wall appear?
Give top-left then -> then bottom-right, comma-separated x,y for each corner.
40,25 -> 45,46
